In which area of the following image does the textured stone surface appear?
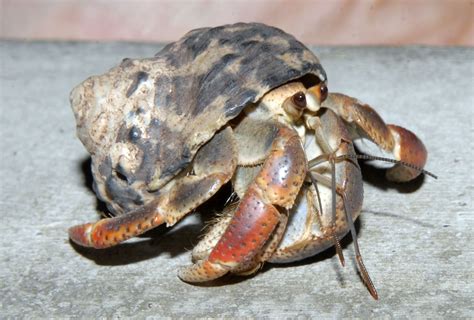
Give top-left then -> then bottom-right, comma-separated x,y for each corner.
0,41 -> 472,318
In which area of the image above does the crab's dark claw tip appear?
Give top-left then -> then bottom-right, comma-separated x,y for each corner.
428,172 -> 438,180
337,252 -> 345,267
369,288 -> 379,300
68,223 -> 93,247
333,237 -> 345,267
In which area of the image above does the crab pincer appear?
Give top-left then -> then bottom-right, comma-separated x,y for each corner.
178,126 -> 307,282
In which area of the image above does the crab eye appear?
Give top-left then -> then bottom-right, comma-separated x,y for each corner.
292,91 -> 306,109
320,83 -> 328,102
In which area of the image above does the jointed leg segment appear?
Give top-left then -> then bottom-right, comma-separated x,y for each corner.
323,93 -> 428,182
69,128 -> 237,248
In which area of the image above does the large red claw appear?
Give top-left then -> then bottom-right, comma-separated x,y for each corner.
179,127 -> 307,282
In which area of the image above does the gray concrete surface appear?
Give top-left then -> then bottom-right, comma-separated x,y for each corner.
0,41 -> 472,319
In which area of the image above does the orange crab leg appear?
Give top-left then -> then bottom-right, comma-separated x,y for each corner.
69,127 -> 238,249
68,201 -> 166,249
178,126 -> 307,282
323,93 -> 428,182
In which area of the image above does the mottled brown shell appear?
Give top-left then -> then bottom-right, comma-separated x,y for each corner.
70,22 -> 326,214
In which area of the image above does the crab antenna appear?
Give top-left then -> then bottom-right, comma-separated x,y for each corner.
309,173 -> 345,267
329,161 -> 345,267
339,187 -> 379,300
336,154 -> 438,179
330,162 -> 337,224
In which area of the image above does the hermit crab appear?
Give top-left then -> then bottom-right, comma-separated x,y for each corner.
69,23 -> 433,299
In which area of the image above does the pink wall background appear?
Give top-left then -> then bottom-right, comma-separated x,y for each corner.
2,0 -> 473,46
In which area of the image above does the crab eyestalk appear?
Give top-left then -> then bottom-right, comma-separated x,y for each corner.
305,81 -> 328,112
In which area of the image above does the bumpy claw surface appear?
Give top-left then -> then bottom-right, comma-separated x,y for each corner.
178,126 -> 307,282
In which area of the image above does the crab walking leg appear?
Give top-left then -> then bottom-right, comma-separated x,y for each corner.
309,174 -> 345,266
270,109 -> 362,263
306,108 -> 363,257
69,128 -> 237,249
178,127 -> 307,282
310,171 -> 378,299
308,109 -> 377,298
69,201 -> 165,249
323,93 -> 427,182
